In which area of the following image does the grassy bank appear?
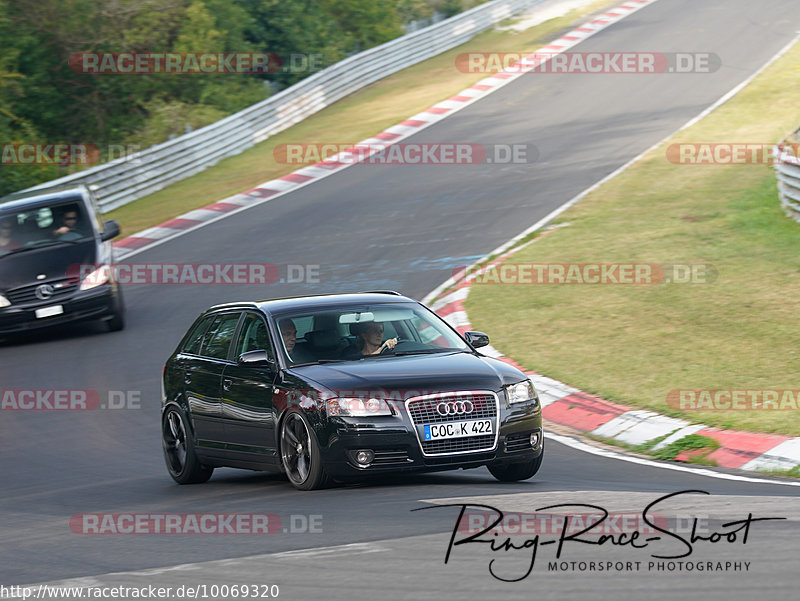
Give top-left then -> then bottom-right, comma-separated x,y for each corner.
466,40 -> 800,435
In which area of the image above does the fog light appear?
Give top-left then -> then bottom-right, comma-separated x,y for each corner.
355,450 -> 374,466
530,432 -> 540,448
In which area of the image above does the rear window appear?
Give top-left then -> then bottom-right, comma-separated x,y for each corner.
200,313 -> 241,360
182,316 -> 214,355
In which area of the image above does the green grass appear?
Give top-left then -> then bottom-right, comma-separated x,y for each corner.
105,0 -> 619,235
585,431 -> 719,466
651,434 -> 720,463
467,39 -> 800,436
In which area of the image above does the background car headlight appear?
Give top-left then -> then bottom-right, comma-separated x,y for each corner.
504,380 -> 538,405
326,397 -> 393,417
79,265 -> 111,290
0,294 -> 10,308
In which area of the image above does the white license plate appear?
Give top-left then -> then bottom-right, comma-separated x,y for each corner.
424,419 -> 493,441
35,305 -> 64,319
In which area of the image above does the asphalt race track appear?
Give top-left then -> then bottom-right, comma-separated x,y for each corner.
2,1 -> 800,599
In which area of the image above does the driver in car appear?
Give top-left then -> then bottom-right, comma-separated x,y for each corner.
53,209 -> 82,241
348,322 -> 398,356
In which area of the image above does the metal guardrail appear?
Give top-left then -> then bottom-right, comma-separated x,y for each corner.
774,126 -> 800,221
27,0 -> 546,212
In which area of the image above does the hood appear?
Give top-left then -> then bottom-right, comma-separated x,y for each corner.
0,239 -> 98,290
290,351 -> 528,396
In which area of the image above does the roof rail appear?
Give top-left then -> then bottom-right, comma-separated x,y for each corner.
360,290 -> 403,296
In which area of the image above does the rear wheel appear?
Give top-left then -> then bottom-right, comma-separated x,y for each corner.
162,405 -> 213,484
280,411 -> 330,490
488,445 -> 544,482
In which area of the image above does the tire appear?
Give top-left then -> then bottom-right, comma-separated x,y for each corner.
488,444 -> 544,482
162,405 -> 213,484
105,288 -> 125,332
279,411 -> 330,491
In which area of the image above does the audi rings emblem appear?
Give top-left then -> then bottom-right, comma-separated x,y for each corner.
436,400 -> 474,416
35,284 -> 55,300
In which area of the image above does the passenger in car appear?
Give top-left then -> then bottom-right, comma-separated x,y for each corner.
279,318 -> 315,364
344,322 -> 398,357
0,218 -> 21,252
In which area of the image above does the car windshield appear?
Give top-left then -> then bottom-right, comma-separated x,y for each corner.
274,302 -> 469,365
0,199 -> 92,257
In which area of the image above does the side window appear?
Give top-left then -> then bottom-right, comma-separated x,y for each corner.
292,316 -> 314,341
382,321 -> 399,339
200,313 -> 242,360
411,315 -> 447,346
182,316 -> 214,355
234,313 -> 273,357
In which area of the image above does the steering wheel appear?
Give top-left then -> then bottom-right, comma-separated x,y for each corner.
380,340 -> 427,354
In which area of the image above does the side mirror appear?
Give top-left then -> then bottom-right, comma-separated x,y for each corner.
464,331 -> 490,349
238,350 -> 276,369
101,220 -> 120,241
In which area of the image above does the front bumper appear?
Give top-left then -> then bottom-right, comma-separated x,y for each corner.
321,402 -> 543,478
0,284 -> 117,334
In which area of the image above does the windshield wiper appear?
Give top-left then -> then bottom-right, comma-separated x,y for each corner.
0,239 -> 84,257
392,349 -> 463,356
291,358 -> 350,366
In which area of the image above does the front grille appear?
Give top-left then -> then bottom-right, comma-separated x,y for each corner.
6,278 -> 78,305
406,391 -> 499,456
407,392 -> 496,424
423,435 -> 496,454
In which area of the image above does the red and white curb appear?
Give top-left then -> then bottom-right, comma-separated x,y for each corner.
111,0 -> 659,260
429,253 -> 800,475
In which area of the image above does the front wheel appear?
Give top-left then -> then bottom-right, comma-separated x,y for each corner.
162,405 -> 213,484
280,411 -> 330,490
488,446 -> 544,482
105,288 -> 125,332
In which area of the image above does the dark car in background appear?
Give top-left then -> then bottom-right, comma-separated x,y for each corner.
161,292 -> 544,490
0,185 -> 124,335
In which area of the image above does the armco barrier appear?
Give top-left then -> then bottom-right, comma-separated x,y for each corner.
26,0 -> 547,212
775,126 -> 800,221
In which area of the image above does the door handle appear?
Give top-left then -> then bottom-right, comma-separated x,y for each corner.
223,378 -> 232,391
184,374 -> 192,385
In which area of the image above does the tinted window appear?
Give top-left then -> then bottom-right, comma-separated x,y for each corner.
182,316 -> 213,355
201,313 -> 241,360
0,199 -> 90,251
234,313 -> 273,357
274,303 -> 468,362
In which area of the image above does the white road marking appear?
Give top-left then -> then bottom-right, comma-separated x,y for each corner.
547,432 -> 800,487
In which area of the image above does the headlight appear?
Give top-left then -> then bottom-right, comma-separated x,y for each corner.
79,265 -> 111,290
504,380 -> 538,405
0,294 -> 10,308
326,397 -> 393,417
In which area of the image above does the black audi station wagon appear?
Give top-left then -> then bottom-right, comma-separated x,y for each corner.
162,292 -> 543,490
